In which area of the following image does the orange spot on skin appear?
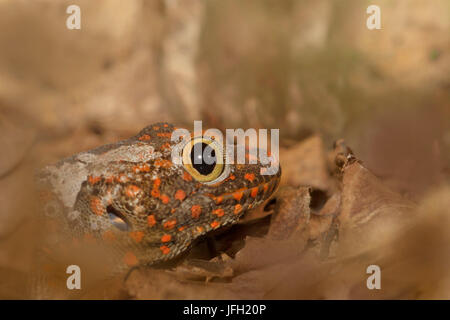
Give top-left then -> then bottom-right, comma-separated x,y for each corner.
196,226 -> 204,234
161,234 -> 172,243
90,197 -> 104,216
178,226 -> 186,232
153,178 -> 161,187
170,208 -> 176,214
88,175 -> 101,185
154,159 -> 172,168
138,134 -> 151,141
234,204 -> 242,215
129,231 -> 144,243
163,124 -> 169,127
244,173 -> 255,182
233,191 -> 244,202
160,245 -> 170,255
151,189 -> 160,198
263,184 -> 269,193
147,214 -> 156,227
163,219 -> 177,230
191,205 -> 202,219
160,142 -> 171,150
102,230 -> 116,242
160,194 -> 170,204
126,185 -> 141,198
213,208 -> 225,217
210,221 -> 220,229
124,252 -> 138,266
153,126 -> 160,131
157,132 -> 172,138
183,171 -> 192,181
151,178 -> 161,198
229,174 -> 236,180
215,196 -> 223,204
250,187 -> 259,198
105,176 -> 114,183
175,189 -> 186,201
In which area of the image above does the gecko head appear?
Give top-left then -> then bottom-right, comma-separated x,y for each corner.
133,122 -> 281,219
75,122 -> 281,268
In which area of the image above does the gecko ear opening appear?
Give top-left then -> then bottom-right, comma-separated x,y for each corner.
182,137 -> 225,183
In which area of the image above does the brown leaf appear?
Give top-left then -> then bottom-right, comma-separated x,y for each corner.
280,135 -> 331,191
268,186 -> 311,240
170,256 -> 233,282
125,268 -> 237,300
338,160 -> 416,255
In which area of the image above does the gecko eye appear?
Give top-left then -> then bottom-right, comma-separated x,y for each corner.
182,137 -> 225,183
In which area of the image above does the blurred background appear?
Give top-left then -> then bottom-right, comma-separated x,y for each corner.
0,0 -> 449,298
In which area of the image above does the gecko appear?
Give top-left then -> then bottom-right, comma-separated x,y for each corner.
36,122 -> 281,275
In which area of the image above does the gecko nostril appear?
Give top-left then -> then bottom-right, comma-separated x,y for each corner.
107,205 -> 130,231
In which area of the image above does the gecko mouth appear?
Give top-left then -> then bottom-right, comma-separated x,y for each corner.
239,173 -> 281,206
207,171 -> 281,210
107,205 -> 130,231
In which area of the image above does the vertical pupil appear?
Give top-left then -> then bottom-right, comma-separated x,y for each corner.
190,143 -> 217,175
